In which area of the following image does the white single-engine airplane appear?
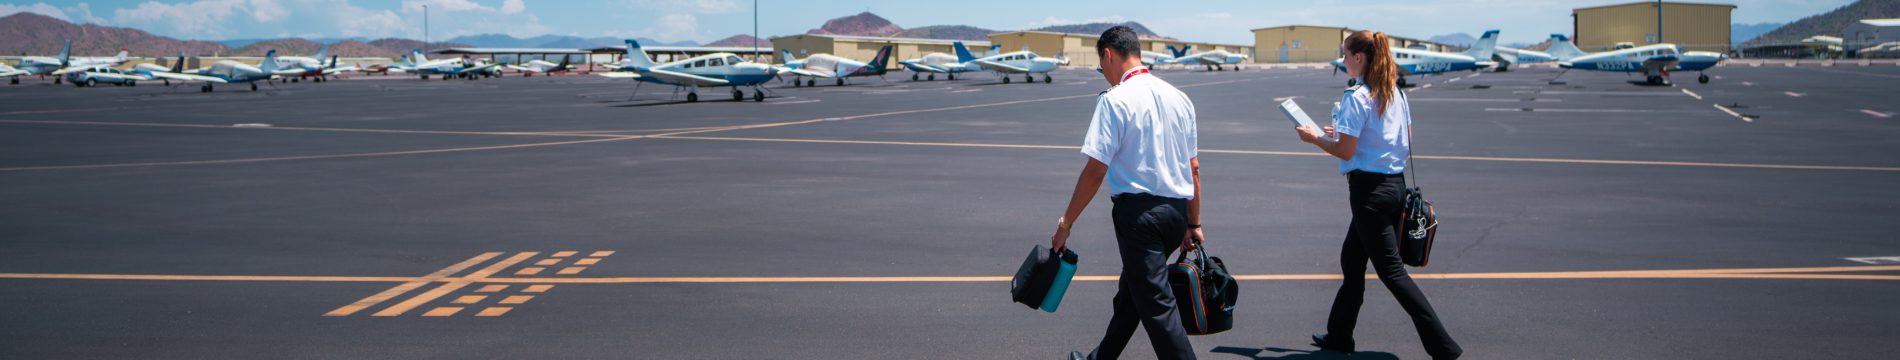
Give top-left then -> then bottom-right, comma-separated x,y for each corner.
11,40 -> 128,84
597,39 -> 779,102
272,45 -> 356,82
146,49 -> 291,92
952,41 -> 1065,84
1489,46 -> 1555,71
1547,34 -> 1726,85
1162,45 -> 1248,71
1331,30 -> 1500,87
777,45 -> 893,87
899,44 -> 997,81
396,50 -> 501,80
506,56 -> 574,76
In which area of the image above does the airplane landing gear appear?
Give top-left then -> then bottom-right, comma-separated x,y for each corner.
731,89 -> 744,101
251,83 -> 258,91
836,78 -> 845,86
1043,75 -> 1052,83
912,73 -> 919,81
1003,76 -> 1011,84
1023,74 -> 1033,84
1397,77 -> 1409,88
1698,73 -> 1710,84
948,73 -> 955,80
806,79 -> 815,87
686,92 -> 698,102
753,89 -> 765,102
9,77 -> 16,85
201,84 -> 213,92
928,74 -> 935,81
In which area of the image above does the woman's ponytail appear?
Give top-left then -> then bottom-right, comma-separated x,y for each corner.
1346,31 -> 1400,115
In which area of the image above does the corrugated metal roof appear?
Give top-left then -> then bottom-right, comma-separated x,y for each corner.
1860,19 -> 1900,27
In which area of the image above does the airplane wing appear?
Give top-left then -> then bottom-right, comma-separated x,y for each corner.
630,68 -> 729,86
457,63 -> 500,74
322,65 -> 361,75
971,60 -> 1030,73
595,72 -> 643,79
907,64 -> 949,73
149,72 -> 230,84
786,68 -> 834,78
0,69 -> 24,77
505,65 -> 534,72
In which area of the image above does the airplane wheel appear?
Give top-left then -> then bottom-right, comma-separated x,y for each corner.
421,74 -> 429,80
948,74 -> 955,80
1043,75 -> 1052,83
251,83 -> 258,91
1003,76 -> 1010,84
912,73 -> 919,81
686,92 -> 698,102
9,78 -> 16,85
203,84 -> 213,92
928,74 -> 935,81
128,81 -> 136,87
1698,74 -> 1710,84
292,78 -> 300,83
792,80 -> 801,87
163,80 -> 170,86
836,79 -> 844,86
54,78 -> 61,84
1024,75 -> 1033,84
732,89 -> 744,101
753,90 -> 765,102
85,78 -> 97,87
1397,78 -> 1409,87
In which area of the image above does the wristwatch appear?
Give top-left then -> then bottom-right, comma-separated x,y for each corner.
1188,224 -> 1202,229
1057,218 -> 1073,231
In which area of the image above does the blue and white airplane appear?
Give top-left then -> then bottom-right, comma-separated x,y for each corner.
899,44 -> 997,81
1548,34 -> 1727,85
952,41 -> 1066,84
11,40 -> 128,85
146,49 -> 290,92
1332,30 -> 1499,87
396,49 -> 501,81
1490,46 -> 1556,71
777,45 -> 893,87
597,39 -> 779,102
1162,45 -> 1248,71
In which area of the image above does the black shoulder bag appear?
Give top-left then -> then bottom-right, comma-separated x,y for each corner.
1398,91 -> 1439,268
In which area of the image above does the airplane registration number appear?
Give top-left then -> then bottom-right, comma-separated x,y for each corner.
1413,62 -> 1452,73
1597,62 -> 1638,71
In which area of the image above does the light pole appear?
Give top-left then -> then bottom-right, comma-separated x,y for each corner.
752,0 -> 759,62
1655,0 -> 1663,44
423,4 -> 430,53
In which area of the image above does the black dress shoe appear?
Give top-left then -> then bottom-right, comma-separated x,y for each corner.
1311,333 -> 1355,353
1069,351 -> 1086,360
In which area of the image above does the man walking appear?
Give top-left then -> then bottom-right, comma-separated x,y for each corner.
1050,25 -> 1203,360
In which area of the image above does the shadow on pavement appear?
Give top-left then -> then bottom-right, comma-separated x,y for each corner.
1211,346 -> 1400,360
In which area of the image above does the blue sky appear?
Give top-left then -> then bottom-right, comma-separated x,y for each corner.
0,0 -> 1858,45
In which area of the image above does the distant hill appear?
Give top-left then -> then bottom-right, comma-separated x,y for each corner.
1030,22 -> 1172,40
220,37 -> 369,49
704,34 -> 770,48
231,38 -> 323,56
449,34 -> 694,49
806,12 -> 903,37
1743,0 -> 1900,47
895,25 -> 996,41
1731,23 -> 1785,44
0,12 -> 226,56
367,38 -> 471,57
1429,33 -> 1478,47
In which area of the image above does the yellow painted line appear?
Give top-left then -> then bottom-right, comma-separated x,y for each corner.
515,267 -> 545,276
371,252 -> 536,317
551,251 -> 578,257
8,265 -> 1898,285
653,135 -> 1900,173
322,252 -> 500,317
590,251 -> 615,257
0,136 -> 646,172
498,295 -> 534,305
474,285 -> 508,293
574,258 -> 601,265
558,267 -> 587,275
451,295 -> 487,304
421,307 -> 463,317
0,119 -> 626,138
475,307 -> 512,317
534,259 -> 562,266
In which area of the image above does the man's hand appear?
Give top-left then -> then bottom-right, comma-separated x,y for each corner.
1052,227 -> 1071,252
1180,228 -> 1204,253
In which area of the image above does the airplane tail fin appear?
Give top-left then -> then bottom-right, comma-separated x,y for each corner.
556,55 -> 571,71
780,48 -> 798,63
1545,34 -> 1586,61
114,48 -> 127,63
985,44 -> 1000,57
1464,30 -> 1498,61
622,39 -> 655,68
261,49 -> 282,71
327,55 -> 339,69
865,45 -> 893,75
314,43 -> 330,62
169,53 -> 185,73
411,49 -> 428,64
953,41 -> 977,63
1170,45 -> 1191,58
57,39 -> 72,66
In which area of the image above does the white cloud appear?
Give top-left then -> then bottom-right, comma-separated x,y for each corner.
248,0 -> 286,22
401,0 -> 494,13
1028,15 -> 1127,28
500,0 -> 523,14
604,13 -> 708,43
110,0 -> 246,38
624,0 -> 740,14
0,2 -> 71,21
61,2 -> 107,24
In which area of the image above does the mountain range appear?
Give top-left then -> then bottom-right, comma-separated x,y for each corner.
1742,0 -> 1899,47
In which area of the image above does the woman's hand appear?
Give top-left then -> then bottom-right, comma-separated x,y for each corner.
1051,227 -> 1071,252
1296,126 -> 1325,144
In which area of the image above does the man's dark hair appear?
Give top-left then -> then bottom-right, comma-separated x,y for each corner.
1095,26 -> 1142,59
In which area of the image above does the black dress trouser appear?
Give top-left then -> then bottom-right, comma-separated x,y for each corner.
1326,171 -> 1462,358
1088,193 -> 1196,360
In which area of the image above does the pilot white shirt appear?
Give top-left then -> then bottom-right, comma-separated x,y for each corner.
1080,67 -> 1199,200
1332,82 -> 1411,175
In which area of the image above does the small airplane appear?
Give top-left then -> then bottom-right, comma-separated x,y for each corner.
1162,45 -> 1249,71
145,49 -> 290,92
777,45 -> 893,87
1489,45 -> 1556,71
272,45 -> 351,82
128,53 -> 187,85
397,49 -> 500,80
357,56 -> 407,76
1330,29 -> 1499,87
952,41 -> 1066,84
506,55 -> 575,76
596,39 -> 779,102
12,40 -> 128,84
898,44 -> 997,81
1548,34 -> 1727,85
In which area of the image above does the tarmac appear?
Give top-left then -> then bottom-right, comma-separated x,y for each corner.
2,64 -> 1899,359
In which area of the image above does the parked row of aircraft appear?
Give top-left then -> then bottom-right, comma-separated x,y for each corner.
8,31 -> 1729,101
1327,30 -> 1728,87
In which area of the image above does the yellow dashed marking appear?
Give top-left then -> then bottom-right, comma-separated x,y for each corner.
534,259 -> 562,266
475,307 -> 512,317
590,251 -> 615,257
475,285 -> 508,293
558,267 -> 586,275
574,258 -> 600,265
522,285 -> 554,293
551,251 -> 577,258
422,307 -> 463,317
516,267 -> 545,275
451,295 -> 487,304
499,295 -> 534,305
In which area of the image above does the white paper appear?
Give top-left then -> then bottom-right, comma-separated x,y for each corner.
1279,99 -> 1320,129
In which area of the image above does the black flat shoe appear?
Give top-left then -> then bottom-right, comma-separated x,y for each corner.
1069,351 -> 1086,360
1311,333 -> 1355,353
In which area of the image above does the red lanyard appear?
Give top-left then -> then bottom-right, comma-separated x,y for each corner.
1121,68 -> 1149,83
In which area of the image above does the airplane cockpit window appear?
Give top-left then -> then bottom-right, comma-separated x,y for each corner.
709,58 -> 725,67
1026,53 -> 1038,59
727,55 -> 745,64
694,59 -> 707,68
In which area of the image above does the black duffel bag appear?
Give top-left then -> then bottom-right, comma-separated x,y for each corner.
1011,244 -> 1078,311
1167,240 -> 1237,335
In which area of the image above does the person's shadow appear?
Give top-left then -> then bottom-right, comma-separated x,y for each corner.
1211,346 -> 1400,360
